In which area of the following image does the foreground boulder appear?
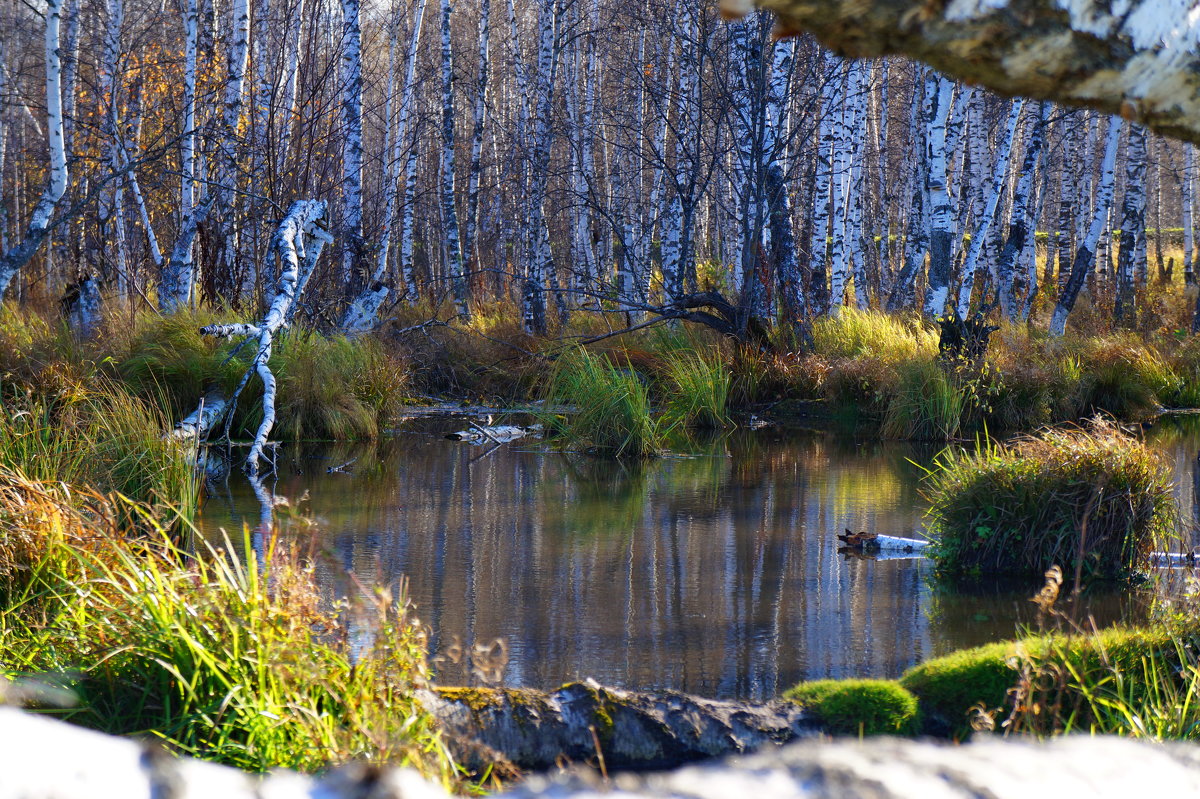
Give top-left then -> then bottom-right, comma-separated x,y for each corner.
420,681 -> 817,772
8,704 -> 1200,798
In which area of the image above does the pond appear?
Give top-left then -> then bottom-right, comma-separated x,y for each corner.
195,416 -> 1200,702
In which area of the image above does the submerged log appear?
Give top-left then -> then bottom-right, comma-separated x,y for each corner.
837,530 -> 929,554
446,424 -> 539,444
419,681 -> 817,773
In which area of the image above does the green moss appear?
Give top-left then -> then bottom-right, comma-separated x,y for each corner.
436,687 -> 505,715
785,679 -> 919,736
899,641 -> 1018,739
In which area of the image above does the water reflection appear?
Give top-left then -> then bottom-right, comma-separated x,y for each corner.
197,423 -> 1172,701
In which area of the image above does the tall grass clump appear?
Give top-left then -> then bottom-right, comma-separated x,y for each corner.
541,346 -> 660,457
0,473 -> 458,781
272,333 -> 407,441
811,307 -> 937,363
663,349 -> 733,429
882,360 -> 964,440
924,421 -> 1176,578
0,381 -> 197,512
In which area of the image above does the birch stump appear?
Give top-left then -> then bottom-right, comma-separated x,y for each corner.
200,200 -> 332,475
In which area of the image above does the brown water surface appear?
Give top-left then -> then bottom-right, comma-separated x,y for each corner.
196,418 -> 1200,701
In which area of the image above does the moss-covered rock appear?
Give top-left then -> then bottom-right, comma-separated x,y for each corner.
784,679 -> 919,736
899,641 -> 1018,739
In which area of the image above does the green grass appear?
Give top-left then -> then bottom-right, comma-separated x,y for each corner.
923,421 -> 1176,578
0,380 -> 197,515
785,679 -> 920,736
541,346 -> 661,458
881,359 -> 964,440
662,349 -> 733,429
0,472 -> 459,782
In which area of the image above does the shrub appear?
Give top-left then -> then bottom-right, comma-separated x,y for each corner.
541,347 -> 660,457
924,421 -> 1176,578
1077,336 -> 1180,419
785,679 -> 920,736
272,333 -> 407,441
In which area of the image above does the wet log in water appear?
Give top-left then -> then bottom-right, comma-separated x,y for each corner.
419,681 -> 818,773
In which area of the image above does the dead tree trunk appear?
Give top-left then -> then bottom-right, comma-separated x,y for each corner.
200,200 -> 332,475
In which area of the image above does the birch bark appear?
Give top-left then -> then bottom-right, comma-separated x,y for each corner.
0,0 -> 68,300
1050,116 -> 1124,337
1114,123 -> 1147,325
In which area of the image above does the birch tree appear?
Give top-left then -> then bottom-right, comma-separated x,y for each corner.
1050,116 -> 1124,337
1115,124 -> 1148,325
0,0 -> 68,299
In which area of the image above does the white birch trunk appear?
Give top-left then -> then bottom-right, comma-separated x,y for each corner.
340,0 -> 365,290
521,0 -> 559,334
993,102 -> 1047,320
1049,117 -> 1124,337
0,0 -> 68,299
807,53 -> 838,314
440,0 -> 470,318
922,73 -> 955,318
162,0 -> 250,312
1115,123 -> 1148,325
463,0 -> 491,268
1185,145 -> 1195,282
954,100 -> 1024,318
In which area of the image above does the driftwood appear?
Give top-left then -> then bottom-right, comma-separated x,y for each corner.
419,681 -> 817,773
446,424 -> 539,444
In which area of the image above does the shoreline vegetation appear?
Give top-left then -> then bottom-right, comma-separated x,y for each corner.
1,289 -> 1200,783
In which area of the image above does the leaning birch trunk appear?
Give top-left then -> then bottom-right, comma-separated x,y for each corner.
0,0 -> 68,299
200,201 -> 331,475
1050,116 -> 1124,337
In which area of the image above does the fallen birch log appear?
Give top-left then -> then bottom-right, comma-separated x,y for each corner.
419,681 -> 817,773
200,200 -> 332,475
837,530 -> 929,554
171,387 -> 229,441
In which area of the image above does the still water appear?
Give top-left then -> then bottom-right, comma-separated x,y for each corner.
196,417 -> 1200,701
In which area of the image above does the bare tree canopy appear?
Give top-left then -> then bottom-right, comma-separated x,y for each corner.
732,0 -> 1200,144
